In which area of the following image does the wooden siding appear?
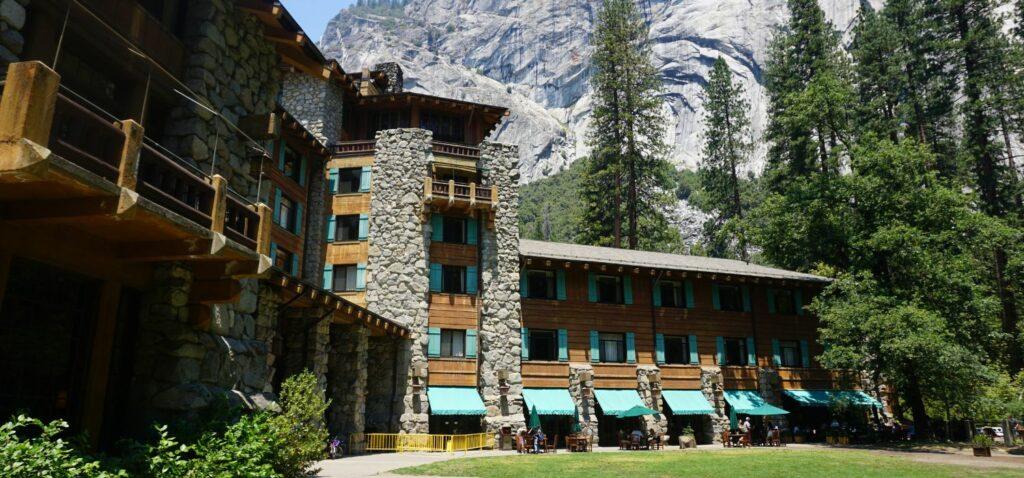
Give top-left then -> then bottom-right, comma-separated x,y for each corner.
332,193 -> 370,216
428,358 -> 477,387
335,290 -> 366,306
659,365 -> 702,389
721,366 -> 759,390
429,243 -> 478,267
593,363 -> 639,389
327,241 -> 368,265
522,362 -> 570,388
428,293 -> 479,329
327,156 -> 374,169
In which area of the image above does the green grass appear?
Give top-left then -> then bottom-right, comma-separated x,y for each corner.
393,449 -> 1024,478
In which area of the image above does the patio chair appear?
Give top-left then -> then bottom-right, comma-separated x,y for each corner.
545,435 -> 558,454
721,430 -> 731,447
516,434 -> 527,454
618,431 -> 630,450
629,434 -> 643,450
770,429 -> 782,447
738,432 -> 752,447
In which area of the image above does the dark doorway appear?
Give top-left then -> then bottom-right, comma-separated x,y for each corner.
429,415 -> 483,435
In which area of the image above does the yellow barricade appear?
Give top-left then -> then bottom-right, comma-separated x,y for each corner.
354,432 -> 494,453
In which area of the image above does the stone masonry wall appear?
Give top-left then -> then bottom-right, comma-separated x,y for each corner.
700,367 -> 730,444
636,366 -> 668,435
568,365 -> 598,439
327,324 -> 368,441
279,71 -> 344,146
374,62 -> 404,94
364,128 -> 432,433
0,0 -> 27,67
477,141 -> 526,435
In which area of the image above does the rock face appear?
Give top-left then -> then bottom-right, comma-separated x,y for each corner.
320,0 -> 879,183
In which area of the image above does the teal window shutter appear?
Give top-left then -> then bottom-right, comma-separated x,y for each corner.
556,269 -> 567,300
326,215 -> 337,242
587,273 -> 597,302
465,329 -> 478,358
293,203 -> 303,235
742,286 -> 752,312
625,332 -> 636,363
467,217 -> 478,245
520,269 -> 528,298
623,276 -> 633,305
328,168 -> 339,194
771,339 -> 781,366
269,241 -> 277,262
466,266 -> 478,295
655,334 -> 665,364
795,290 -> 805,316
323,264 -> 333,290
590,331 -> 600,363
652,280 -> 662,307
800,339 -> 810,367
358,213 -> 369,240
716,336 -> 725,365
356,263 -> 366,290
289,254 -> 298,276
688,335 -> 699,364
712,284 -> 721,310
359,165 -> 372,192
277,141 -> 286,171
521,328 -> 530,360
431,214 -> 444,242
558,329 -> 568,361
746,337 -> 756,366
767,289 -> 777,314
298,156 -> 307,186
273,189 -> 282,223
685,281 -> 695,308
429,263 -> 442,292
428,327 -> 441,358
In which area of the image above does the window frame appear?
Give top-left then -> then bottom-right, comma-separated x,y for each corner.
779,340 -> 802,367
663,335 -> 691,364
596,275 -> 623,304
723,337 -> 748,366
441,265 -> 467,294
277,194 -> 295,231
659,281 -> 684,308
280,144 -> 304,184
440,329 -> 467,358
442,216 -> 467,244
337,167 -> 362,194
599,332 -> 626,363
331,264 -> 359,292
273,246 -> 292,271
528,329 -> 558,362
335,214 -> 361,242
526,270 -> 556,300
773,289 -> 797,315
718,285 -> 744,312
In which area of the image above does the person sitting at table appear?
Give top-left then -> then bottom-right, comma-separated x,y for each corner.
533,427 -> 546,453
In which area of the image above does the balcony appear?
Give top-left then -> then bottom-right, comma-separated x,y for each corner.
332,139 -> 481,171
423,178 -> 495,211
0,62 -> 271,284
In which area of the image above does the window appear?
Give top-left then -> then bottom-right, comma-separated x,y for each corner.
528,329 -> 558,361
526,270 -> 556,300
596,276 -> 622,304
723,337 -> 748,366
442,265 -> 466,294
443,216 -> 467,244
335,215 -> 360,242
779,340 -> 802,367
717,285 -> 744,312
420,110 -> 465,143
278,195 -> 294,230
772,289 -> 796,314
369,110 -> 409,138
273,246 -> 292,270
664,336 -> 691,364
659,281 -> 684,308
599,333 -> 625,363
281,144 -> 304,184
332,265 -> 359,292
338,168 -> 362,194
440,329 -> 466,358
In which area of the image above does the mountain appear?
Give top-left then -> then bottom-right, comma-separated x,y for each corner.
320,0 -> 878,184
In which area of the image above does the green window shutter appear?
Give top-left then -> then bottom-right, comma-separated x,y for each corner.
746,337 -> 756,366
273,189 -> 282,223
289,254 -> 298,276
771,339 -> 781,366
429,263 -> 442,292
359,165 -> 372,192
766,289 -> 776,314
326,215 -> 336,242
587,273 -> 597,302
685,281 -> 695,308
269,241 -> 277,262
800,339 -> 810,367
557,329 -> 568,362
742,285 -> 752,312
293,203 -> 303,235
465,329 -> 478,358
358,213 -> 369,240
328,168 -> 339,194
556,269 -> 567,300
623,276 -> 633,305
795,290 -> 805,316
521,328 -> 530,360
466,218 -> 478,245
356,263 -> 366,290
520,269 -> 528,298
652,280 -> 662,307
590,330 -> 600,363
625,332 -> 636,364
715,336 -> 725,365
466,266 -> 478,295
431,215 -> 444,242
277,141 -> 286,171
298,156 -> 307,186
428,327 -> 441,358
655,334 -> 665,364
323,264 -> 333,290
688,335 -> 699,364
711,284 -> 721,310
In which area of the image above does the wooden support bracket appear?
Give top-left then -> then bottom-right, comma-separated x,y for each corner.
117,119 -> 143,191
210,175 -> 228,234
0,61 -> 60,145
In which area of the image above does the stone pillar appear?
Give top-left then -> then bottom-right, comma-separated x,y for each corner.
255,284 -> 281,396
279,71 -> 344,145
327,324 -> 368,442
374,62 -> 404,93
365,336 -> 404,433
636,366 -> 668,435
758,367 -> 788,428
700,367 -> 730,444
302,166 -> 328,280
477,141 -> 526,436
569,365 -> 598,439
364,128 -> 432,434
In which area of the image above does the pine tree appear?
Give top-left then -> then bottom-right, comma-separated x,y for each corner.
580,0 -> 674,250
698,57 -> 752,261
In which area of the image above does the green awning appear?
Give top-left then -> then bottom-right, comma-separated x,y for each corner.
784,390 -> 882,408
594,389 -> 646,416
523,388 -> 576,416
724,390 -> 788,415
662,390 -> 715,415
427,387 -> 486,416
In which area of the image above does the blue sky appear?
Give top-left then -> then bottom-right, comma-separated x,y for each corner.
281,0 -> 356,42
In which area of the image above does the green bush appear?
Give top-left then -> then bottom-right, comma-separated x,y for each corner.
972,433 -> 994,448
0,415 -> 122,478
269,371 -> 330,477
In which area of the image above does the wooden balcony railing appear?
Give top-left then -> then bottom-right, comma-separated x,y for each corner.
49,92 -> 125,182
424,177 -> 496,209
224,192 -> 260,250
332,140 -> 376,157
138,143 -> 215,229
432,141 -> 480,159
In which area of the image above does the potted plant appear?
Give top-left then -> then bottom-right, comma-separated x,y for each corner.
679,426 -> 696,449
973,434 -> 994,457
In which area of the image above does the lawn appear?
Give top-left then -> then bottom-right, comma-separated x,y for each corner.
394,449 -> 1024,478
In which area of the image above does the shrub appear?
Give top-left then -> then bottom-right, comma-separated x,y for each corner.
0,415 -> 122,478
269,371 -> 330,477
190,414 -> 280,478
973,433 -> 994,448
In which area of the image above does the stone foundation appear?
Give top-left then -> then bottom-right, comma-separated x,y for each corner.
636,366 -> 668,435
365,336 -> 404,433
700,367 -> 730,444
327,324 -> 368,441
568,364 -> 598,439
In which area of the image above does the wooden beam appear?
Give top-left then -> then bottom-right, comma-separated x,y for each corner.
117,119 -> 143,191
189,279 -> 242,304
81,280 -> 121,450
255,203 -> 273,256
0,61 -> 60,145
210,175 -> 227,234
0,196 -> 120,222
118,236 -> 225,261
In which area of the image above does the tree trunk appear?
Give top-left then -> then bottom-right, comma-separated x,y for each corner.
905,371 -> 931,439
